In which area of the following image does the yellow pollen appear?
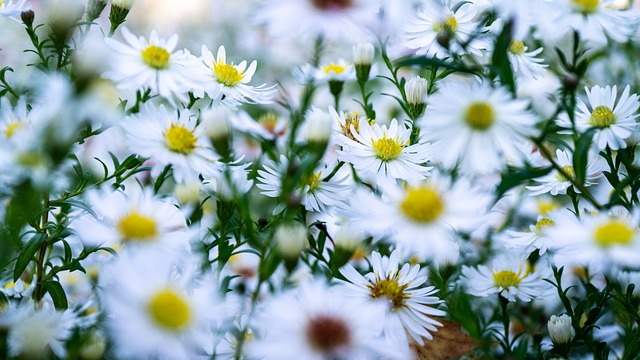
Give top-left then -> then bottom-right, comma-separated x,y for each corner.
323,64 -> 347,75
147,289 -> 191,331
165,124 -> 197,155
4,121 -> 21,138
258,113 -> 281,134
492,270 -> 522,288
213,62 -> 244,86
308,171 -> 322,192
369,278 -> 409,309
593,220 -> 634,247
372,133 -> 405,161
141,45 -> 170,70
464,102 -> 495,130
572,0 -> 599,13
117,211 -> 158,241
400,186 -> 445,223
4,281 -> 15,290
433,15 -> 458,33
509,40 -> 526,55
535,217 -> 556,231
556,166 -> 576,182
589,105 -> 616,128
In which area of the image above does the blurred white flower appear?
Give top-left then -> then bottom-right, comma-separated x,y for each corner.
526,148 -> 602,196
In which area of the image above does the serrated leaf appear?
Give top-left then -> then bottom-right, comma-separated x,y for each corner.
573,128 -> 597,185
13,233 -> 46,282
43,281 -> 68,310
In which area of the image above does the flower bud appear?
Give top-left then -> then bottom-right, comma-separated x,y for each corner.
353,42 -> 374,82
109,0 -> 136,35
86,0 -> 108,22
20,10 -> 34,27
174,182 -> 201,205
405,76 -> 428,119
202,108 -> 232,161
79,330 -> 107,360
303,107 -> 332,156
275,222 -> 308,261
547,314 -> 574,345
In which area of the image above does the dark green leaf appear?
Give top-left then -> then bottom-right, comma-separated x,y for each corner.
43,281 -> 68,310
396,56 -> 479,75
13,233 -> 46,282
491,20 -> 515,94
495,167 -> 553,200
573,127 -> 597,185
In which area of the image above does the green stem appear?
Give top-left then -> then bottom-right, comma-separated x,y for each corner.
499,296 -> 511,355
33,193 -> 50,303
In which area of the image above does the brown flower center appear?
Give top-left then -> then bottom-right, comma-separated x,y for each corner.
306,315 -> 352,352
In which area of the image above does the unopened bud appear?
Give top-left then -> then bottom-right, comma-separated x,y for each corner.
353,43 -> 374,83
405,76 -> 429,119
275,222 -> 308,260
86,0 -> 109,22
174,182 -> 201,204
202,108 -> 232,161
79,330 -> 107,360
109,0 -> 135,35
303,107 -> 332,156
562,73 -> 579,91
547,314 -> 574,345
20,10 -> 34,27
328,80 -> 344,99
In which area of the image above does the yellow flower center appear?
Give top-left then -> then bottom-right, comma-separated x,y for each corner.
4,121 -> 21,138
147,289 -> 191,331
433,15 -> 458,33
593,220 -> 634,247
400,186 -> 445,223
588,105 -> 616,128
141,45 -> 170,70
308,171 -> 322,192
572,0 -> 599,13
464,102 -> 495,131
509,40 -> 526,55
213,62 -> 244,86
372,133 -> 405,161
537,199 -> 559,216
556,166 -> 576,182
117,211 -> 158,241
493,270 -> 522,288
369,278 -> 409,310
165,124 -> 197,155
323,64 -> 346,75
535,217 -> 556,231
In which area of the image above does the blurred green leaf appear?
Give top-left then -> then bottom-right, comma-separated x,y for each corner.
13,233 -> 46,282
43,280 -> 68,310
573,128 -> 597,185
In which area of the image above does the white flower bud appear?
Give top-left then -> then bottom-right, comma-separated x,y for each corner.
303,107 -> 332,145
112,0 -> 135,10
405,76 -> 429,106
547,314 -> 574,345
174,182 -> 201,204
353,43 -> 374,66
202,107 -> 232,159
275,223 -> 308,260
334,225 -> 362,252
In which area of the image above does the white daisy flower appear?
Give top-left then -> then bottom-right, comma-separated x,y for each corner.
0,301 -> 76,359
421,80 -> 538,175
338,251 -> 445,346
507,39 -> 547,80
338,118 -> 431,182
255,0 -> 381,42
101,251 -> 227,360
339,174 -> 490,263
191,45 -> 276,106
537,0 -> 638,45
232,111 -> 288,141
256,155 -> 353,214
404,0 -> 488,58
525,148 -> 602,196
248,280 -> 408,360
0,97 -> 30,142
103,27 -> 199,104
121,103 -> 219,183
461,255 -> 551,302
313,60 -> 356,83
574,85 -> 639,150
549,209 -> 640,270
502,210 -> 571,257
71,185 -> 189,250
0,0 -> 30,18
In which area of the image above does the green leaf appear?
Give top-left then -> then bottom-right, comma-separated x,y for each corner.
495,167 -> 553,200
13,233 -> 46,282
573,127 -> 597,185
396,56 -> 479,75
5,182 -> 42,241
491,20 -> 515,94
43,281 -> 68,310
